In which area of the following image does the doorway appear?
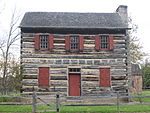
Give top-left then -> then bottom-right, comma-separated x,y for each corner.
68,68 -> 81,96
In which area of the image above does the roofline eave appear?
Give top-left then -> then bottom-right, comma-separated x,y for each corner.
19,26 -> 130,29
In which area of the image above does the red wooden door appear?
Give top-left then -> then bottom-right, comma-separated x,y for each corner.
38,67 -> 50,87
69,74 -> 81,96
100,68 -> 110,87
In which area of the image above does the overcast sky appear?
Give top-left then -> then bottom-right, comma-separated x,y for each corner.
0,0 -> 150,59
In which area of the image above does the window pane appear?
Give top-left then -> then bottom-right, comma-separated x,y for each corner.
69,68 -> 81,73
100,36 -> 109,49
40,43 -> 48,48
70,36 -> 79,43
70,36 -> 79,50
40,35 -> 48,49
101,36 -> 108,43
101,36 -> 105,43
101,44 -> 105,48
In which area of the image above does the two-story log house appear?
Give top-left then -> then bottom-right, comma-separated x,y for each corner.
20,5 -> 130,97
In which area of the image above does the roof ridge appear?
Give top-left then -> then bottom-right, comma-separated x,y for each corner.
25,12 -> 118,14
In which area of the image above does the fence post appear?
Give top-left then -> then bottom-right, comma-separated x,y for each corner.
56,92 -> 60,113
32,91 -> 36,113
117,92 -> 120,113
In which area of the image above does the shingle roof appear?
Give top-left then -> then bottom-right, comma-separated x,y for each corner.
20,12 -> 128,29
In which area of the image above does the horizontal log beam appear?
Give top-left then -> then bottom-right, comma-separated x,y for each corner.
22,87 -> 67,92
21,54 -> 127,59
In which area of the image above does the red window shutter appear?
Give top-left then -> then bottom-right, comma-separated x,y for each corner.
100,68 -> 110,87
79,36 -> 84,51
34,35 -> 40,50
95,35 -> 100,50
109,35 -> 114,50
38,67 -> 50,87
65,36 -> 70,51
48,34 -> 54,49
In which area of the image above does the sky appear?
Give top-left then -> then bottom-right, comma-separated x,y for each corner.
0,0 -> 150,59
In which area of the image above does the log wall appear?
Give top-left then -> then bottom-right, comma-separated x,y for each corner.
21,33 -> 129,96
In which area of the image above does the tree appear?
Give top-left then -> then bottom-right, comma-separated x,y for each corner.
128,17 -> 146,63
0,59 -> 22,93
0,8 -> 21,94
142,59 -> 150,89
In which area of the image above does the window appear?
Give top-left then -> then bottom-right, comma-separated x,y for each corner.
95,35 -> 114,50
40,35 -> 48,49
65,36 -> 84,51
69,68 -> 81,73
70,36 -> 79,50
100,36 -> 109,49
34,34 -> 54,50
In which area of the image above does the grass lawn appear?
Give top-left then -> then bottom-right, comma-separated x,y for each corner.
132,90 -> 150,103
61,105 -> 150,113
0,93 -> 20,102
0,105 -> 150,113
0,91 -> 150,113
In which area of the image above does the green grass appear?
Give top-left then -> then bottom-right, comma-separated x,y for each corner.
0,105 -> 54,113
0,93 -> 20,102
0,105 -> 150,113
0,97 -> 15,102
61,105 -> 150,113
0,91 -> 150,112
132,90 -> 150,103
0,105 -> 32,112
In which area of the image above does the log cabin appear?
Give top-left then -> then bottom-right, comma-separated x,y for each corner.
20,5 -> 130,97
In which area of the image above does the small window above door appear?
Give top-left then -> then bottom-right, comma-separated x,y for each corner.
69,68 -> 81,74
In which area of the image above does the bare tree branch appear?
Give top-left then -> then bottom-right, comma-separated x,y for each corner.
0,7 -> 21,94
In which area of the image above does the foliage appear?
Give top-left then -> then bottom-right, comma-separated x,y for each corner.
142,59 -> 150,88
0,59 -> 22,94
128,17 -> 146,63
0,97 -> 16,102
142,69 -> 150,88
0,93 -> 20,102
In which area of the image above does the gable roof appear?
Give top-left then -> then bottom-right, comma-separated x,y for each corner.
20,12 -> 128,29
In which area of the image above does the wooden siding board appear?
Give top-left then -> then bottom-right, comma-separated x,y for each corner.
22,87 -> 67,92
82,81 -> 99,87
21,54 -> 127,59
51,80 -> 67,87
23,75 -> 37,79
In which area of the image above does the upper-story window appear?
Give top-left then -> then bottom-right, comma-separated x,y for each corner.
95,35 -> 114,50
40,35 -> 48,49
34,34 -> 54,50
65,36 -> 84,51
100,36 -> 109,49
70,36 -> 79,50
